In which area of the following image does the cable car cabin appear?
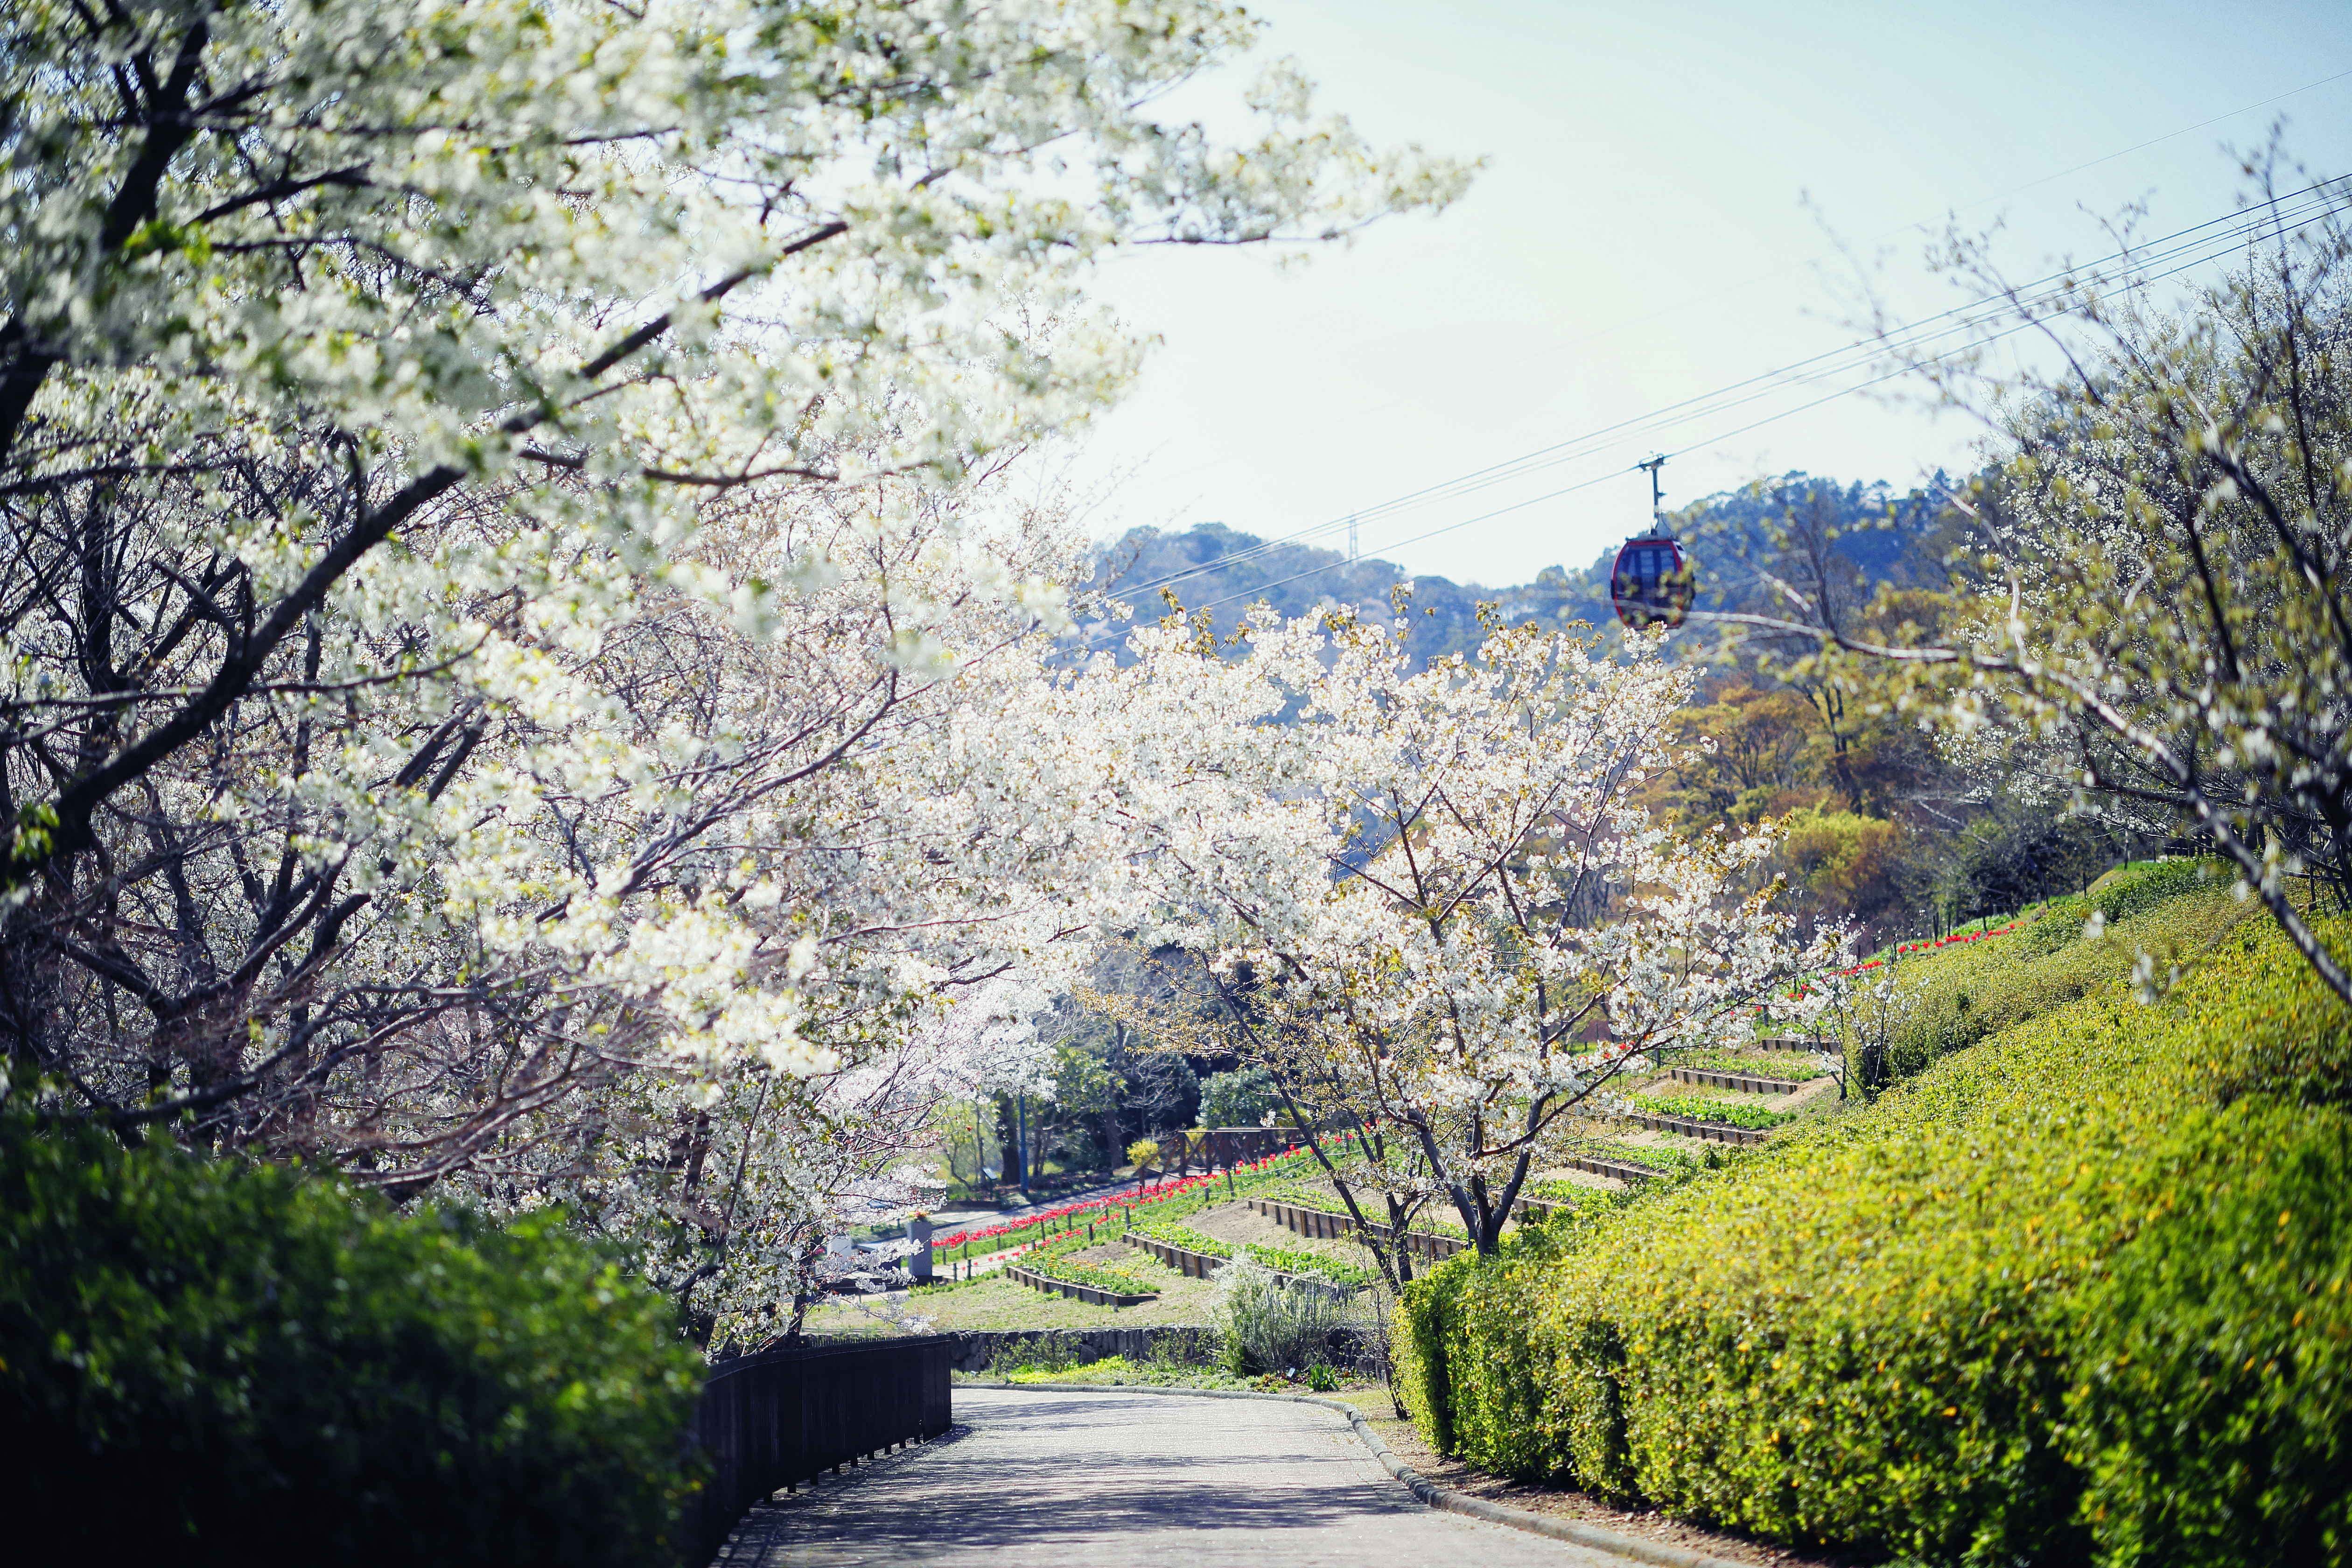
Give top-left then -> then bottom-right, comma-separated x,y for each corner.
1610,535 -> 1694,629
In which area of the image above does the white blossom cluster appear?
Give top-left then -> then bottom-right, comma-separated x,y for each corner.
1018,603 -> 1841,1258
0,0 -> 1467,1342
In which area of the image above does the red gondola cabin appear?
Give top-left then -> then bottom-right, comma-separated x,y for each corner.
1611,535 -> 1693,629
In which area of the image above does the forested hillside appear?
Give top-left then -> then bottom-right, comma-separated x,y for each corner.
1072,472 -> 2079,952
1077,470 -> 1964,672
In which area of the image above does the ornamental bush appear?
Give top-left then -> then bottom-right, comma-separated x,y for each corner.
1886,872 -> 2245,1077
1399,885 -> 2352,1567
0,1092 -> 702,1568
1214,1258 -> 1349,1374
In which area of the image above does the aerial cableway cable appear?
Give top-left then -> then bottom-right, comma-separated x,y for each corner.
1092,175 -> 2352,628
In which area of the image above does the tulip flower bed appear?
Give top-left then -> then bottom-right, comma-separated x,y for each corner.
928,1141 -> 1347,1265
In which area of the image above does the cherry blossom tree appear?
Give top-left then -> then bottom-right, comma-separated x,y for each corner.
0,0 -> 1469,1304
1042,603 -> 1838,1275
1711,168 -> 2352,1005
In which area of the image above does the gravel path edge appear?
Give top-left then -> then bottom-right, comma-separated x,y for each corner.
966,1380 -> 1752,1568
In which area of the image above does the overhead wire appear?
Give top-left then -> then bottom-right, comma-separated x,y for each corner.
1099,175 -> 2352,617
1077,175 -> 2352,641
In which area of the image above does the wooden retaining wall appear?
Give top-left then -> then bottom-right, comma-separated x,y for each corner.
1122,1232 -> 1223,1279
1002,1263 -> 1158,1307
1669,1065 -> 1806,1095
1557,1152 -> 1659,1185
1613,1109 -> 1773,1146
1245,1197 -> 1471,1262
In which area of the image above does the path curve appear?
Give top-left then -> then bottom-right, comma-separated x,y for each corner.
715,1384 -> 1642,1567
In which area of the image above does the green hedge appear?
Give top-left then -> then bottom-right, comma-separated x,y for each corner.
0,1090 -> 702,1567
1886,870 -> 2246,1076
1398,888 -> 2352,1566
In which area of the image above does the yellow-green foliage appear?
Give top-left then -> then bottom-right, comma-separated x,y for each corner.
1399,889 -> 2352,1567
1886,869 -> 2247,1076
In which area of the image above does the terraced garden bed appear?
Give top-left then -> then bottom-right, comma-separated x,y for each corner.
1120,1229 -> 1364,1295
1246,1196 -> 1472,1261
1614,1107 -> 1775,1146
1003,1262 -> 1160,1307
1682,1048 -> 1831,1081
1546,1150 -> 1663,1184
1667,1064 -> 1808,1095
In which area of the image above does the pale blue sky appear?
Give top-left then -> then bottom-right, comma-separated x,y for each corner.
1057,0 -> 2352,587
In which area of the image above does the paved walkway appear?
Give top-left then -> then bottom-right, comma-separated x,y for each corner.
717,1386 -> 1640,1567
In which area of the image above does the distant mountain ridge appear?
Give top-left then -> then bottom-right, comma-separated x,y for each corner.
1068,471 -> 1962,672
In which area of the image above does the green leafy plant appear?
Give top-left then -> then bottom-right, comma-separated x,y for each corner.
0,1090 -> 701,1568
1678,1050 -> 1829,1082
1131,1220 -> 1235,1258
1627,1092 -> 1793,1130
1396,901 -> 2352,1567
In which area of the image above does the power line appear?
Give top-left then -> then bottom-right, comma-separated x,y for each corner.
1100,176 -> 2350,613
1138,65 -> 2352,498
1114,179 -> 2345,603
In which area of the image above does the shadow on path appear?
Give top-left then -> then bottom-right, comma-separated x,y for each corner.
715,1387 -> 1638,1568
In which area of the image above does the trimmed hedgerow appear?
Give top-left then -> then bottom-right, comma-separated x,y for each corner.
1398,889 -> 2351,1567
1884,876 -> 2248,1077
0,1089 -> 702,1568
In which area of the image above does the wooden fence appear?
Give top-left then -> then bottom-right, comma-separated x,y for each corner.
686,1335 -> 953,1567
